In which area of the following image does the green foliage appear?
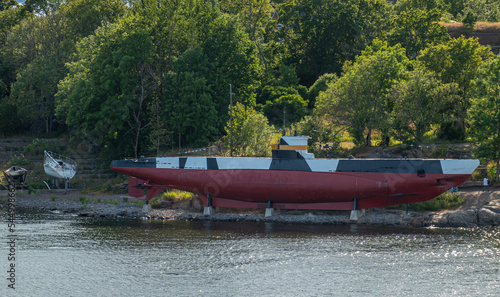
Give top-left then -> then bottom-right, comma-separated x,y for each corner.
296,115 -> 344,157
418,36 -> 493,141
461,0 -> 500,23
392,191 -> 465,212
165,47 -> 218,148
277,0 -> 393,86
263,94 -> 308,126
59,0 -> 126,41
161,189 -> 195,201
388,8 -> 450,59
462,10 -> 478,29
469,55 -> 500,181
24,138 -> 51,154
57,22 -> 156,158
257,85 -> 299,106
487,163 -> 497,182
7,154 -> 29,166
224,103 -> 274,156
2,0 -> 500,161
315,40 -> 410,146
201,14 -> 262,120
390,64 -> 459,144
394,0 -> 446,13
307,73 -> 337,109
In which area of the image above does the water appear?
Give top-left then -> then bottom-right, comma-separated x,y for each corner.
2,209 -> 500,297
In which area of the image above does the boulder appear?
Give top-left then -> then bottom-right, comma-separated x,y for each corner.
191,197 -> 204,211
172,199 -> 192,210
478,208 -> 500,226
430,210 -> 478,228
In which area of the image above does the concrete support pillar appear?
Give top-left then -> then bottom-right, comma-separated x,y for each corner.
265,200 -> 274,217
203,206 -> 214,216
204,194 -> 214,216
350,198 -> 360,221
142,203 -> 151,213
350,210 -> 360,221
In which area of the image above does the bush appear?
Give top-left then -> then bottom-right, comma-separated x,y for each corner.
24,138 -> 51,155
391,191 -> 465,212
7,154 -> 30,166
487,163 -> 497,181
161,189 -> 195,201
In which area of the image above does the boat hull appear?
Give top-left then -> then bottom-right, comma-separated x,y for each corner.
110,157 -> 479,210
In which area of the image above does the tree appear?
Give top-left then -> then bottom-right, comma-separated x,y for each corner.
394,0 -> 446,13
239,111 -> 273,156
6,12 -> 69,134
164,47 -> 218,148
307,73 -> 337,109
275,0 -> 393,86
223,102 -> 273,157
390,64 -> 459,144
418,36 -> 493,140
219,0 -> 274,42
56,23 -> 156,158
462,0 -> 500,23
315,40 -> 410,146
387,8 -> 450,59
10,56 -> 63,134
263,94 -> 308,127
200,14 -> 262,130
469,55 -> 500,182
60,0 -> 126,40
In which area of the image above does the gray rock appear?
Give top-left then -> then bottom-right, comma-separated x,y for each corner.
478,208 -> 500,226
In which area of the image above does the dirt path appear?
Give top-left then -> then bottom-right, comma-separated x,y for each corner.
456,187 -> 500,211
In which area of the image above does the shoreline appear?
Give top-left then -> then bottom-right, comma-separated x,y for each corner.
2,188 -> 500,228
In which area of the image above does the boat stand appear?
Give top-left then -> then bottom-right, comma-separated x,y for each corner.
349,198 -> 363,221
265,200 -> 274,217
203,194 -> 214,216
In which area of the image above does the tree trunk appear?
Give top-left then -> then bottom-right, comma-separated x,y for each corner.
366,129 -> 371,147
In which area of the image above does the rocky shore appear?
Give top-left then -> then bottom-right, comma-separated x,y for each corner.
2,188 -> 500,228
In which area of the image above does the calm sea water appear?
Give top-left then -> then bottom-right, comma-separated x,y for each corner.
1,209 -> 500,297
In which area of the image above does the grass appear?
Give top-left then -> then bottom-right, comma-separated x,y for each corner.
389,191 -> 465,212
441,21 -> 500,33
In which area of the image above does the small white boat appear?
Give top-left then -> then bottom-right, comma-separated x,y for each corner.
2,166 -> 28,186
44,151 -> 77,180
5,166 -> 28,178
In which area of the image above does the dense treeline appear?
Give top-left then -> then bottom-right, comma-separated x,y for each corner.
1,0 -> 500,170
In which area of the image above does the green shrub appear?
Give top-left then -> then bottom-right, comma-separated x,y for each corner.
7,154 -> 29,166
391,191 -> 465,212
160,189 -> 195,201
24,138 -> 51,155
487,163 -> 497,182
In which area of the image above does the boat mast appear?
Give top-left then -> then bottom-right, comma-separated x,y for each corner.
230,84 -> 233,157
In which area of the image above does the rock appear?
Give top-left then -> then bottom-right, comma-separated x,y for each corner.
430,210 -> 478,228
192,197 -> 204,211
478,208 -> 500,226
172,199 -> 192,210
160,200 -> 173,208
483,204 -> 500,214
447,210 -> 478,227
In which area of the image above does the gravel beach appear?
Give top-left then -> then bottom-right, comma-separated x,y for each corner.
2,188 -> 500,228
